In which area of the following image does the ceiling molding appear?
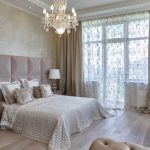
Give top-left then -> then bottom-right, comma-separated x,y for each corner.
77,0 -> 150,20
27,0 -> 50,10
0,0 -> 40,18
0,0 -> 150,20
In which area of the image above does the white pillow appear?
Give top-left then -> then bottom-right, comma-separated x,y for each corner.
24,79 -> 39,88
40,84 -> 53,98
1,81 -> 21,104
0,82 -> 10,102
20,79 -> 27,88
22,79 -> 39,98
15,88 -> 33,105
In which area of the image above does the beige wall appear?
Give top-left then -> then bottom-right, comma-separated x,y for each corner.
0,2 -> 57,61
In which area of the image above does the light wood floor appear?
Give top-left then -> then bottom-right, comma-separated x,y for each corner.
0,111 -> 150,150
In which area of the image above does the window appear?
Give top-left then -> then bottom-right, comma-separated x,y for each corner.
82,13 -> 149,108
82,18 -> 149,83
128,20 -> 149,82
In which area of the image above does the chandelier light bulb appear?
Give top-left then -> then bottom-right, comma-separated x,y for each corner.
46,12 -> 49,17
68,15 -> 70,19
73,10 -> 76,16
50,5 -> 54,11
43,8 -> 46,14
56,15 -> 59,20
56,28 -> 65,35
72,8 -> 75,13
63,5 -> 66,11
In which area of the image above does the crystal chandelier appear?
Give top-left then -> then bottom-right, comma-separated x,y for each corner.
42,0 -> 78,35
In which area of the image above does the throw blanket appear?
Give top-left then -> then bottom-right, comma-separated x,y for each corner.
1,95 -> 111,150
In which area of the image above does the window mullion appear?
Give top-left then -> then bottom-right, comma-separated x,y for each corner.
124,21 -> 129,82
102,25 -> 106,103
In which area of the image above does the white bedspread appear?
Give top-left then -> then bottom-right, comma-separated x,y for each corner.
1,95 -> 110,150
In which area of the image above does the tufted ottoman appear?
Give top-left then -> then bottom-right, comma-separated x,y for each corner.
89,138 -> 150,150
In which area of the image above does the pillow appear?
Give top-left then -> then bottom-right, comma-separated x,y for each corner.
23,79 -> 39,98
0,82 -> 10,102
24,79 -> 39,88
0,102 -> 3,120
1,81 -> 21,104
15,88 -> 33,105
33,86 -> 42,98
20,79 -> 27,88
40,84 -> 53,98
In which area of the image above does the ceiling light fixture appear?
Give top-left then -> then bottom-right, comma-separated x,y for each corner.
42,0 -> 78,36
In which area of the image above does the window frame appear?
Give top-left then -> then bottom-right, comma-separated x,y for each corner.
82,19 -> 149,83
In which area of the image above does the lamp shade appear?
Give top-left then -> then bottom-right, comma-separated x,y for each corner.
49,69 -> 60,79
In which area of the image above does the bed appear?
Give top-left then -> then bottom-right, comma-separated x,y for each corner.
1,95 -> 110,150
0,55 -> 110,150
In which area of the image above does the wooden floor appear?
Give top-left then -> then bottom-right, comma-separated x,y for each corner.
0,111 -> 150,150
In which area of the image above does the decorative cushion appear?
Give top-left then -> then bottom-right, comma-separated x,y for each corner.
23,79 -> 39,97
33,86 -> 42,98
40,84 -> 53,98
15,88 -> 33,105
0,82 -> 10,102
89,138 -> 149,150
1,81 -> 21,104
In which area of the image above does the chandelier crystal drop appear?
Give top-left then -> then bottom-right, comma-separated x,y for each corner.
42,0 -> 78,35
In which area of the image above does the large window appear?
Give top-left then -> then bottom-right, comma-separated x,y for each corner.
82,13 -> 149,108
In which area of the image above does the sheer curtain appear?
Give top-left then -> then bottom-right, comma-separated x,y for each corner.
82,12 -> 150,110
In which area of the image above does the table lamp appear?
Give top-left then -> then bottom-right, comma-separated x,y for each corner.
49,69 -> 60,92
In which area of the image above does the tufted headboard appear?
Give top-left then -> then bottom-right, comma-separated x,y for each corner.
0,55 -> 52,84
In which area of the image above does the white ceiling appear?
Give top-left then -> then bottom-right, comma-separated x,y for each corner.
1,0 -> 150,20
39,0 -> 125,10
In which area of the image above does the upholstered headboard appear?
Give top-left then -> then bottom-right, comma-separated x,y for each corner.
0,55 -> 52,84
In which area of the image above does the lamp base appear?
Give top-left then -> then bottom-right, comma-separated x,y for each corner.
52,80 -> 58,93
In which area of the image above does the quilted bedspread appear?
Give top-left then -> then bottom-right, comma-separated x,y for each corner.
1,95 -> 110,150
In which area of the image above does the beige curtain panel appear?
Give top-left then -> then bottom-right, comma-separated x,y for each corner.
58,22 -> 83,96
